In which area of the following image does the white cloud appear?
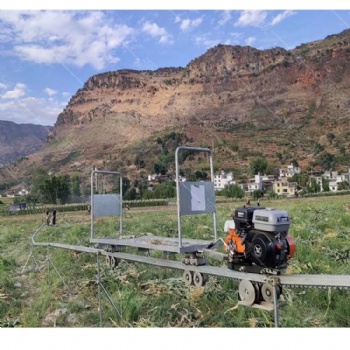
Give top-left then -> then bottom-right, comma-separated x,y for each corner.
234,10 -> 268,27
44,88 -> 57,96
230,32 -> 243,39
178,17 -> 203,32
245,36 -> 256,46
133,57 -> 158,71
218,10 -> 232,25
271,10 -> 296,26
195,35 -> 220,49
1,83 -> 26,99
0,10 -> 135,70
62,92 -> 71,98
0,83 -> 7,90
142,21 -> 172,44
0,96 -> 62,126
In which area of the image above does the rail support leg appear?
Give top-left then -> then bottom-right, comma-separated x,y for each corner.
97,252 -> 103,327
21,247 -> 39,273
268,276 -> 281,328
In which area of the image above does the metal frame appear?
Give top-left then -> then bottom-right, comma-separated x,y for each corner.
175,146 -> 218,249
91,169 -> 123,241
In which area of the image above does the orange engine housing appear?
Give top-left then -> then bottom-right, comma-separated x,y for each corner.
224,228 -> 245,254
286,235 -> 296,260
225,229 -> 296,261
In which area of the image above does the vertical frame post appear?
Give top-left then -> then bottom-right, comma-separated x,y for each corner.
91,169 -> 123,241
175,146 -> 217,249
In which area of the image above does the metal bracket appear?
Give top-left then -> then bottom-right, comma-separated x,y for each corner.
268,276 -> 281,287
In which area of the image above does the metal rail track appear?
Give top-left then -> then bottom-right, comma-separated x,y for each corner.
29,223 -> 350,328
32,224 -> 350,290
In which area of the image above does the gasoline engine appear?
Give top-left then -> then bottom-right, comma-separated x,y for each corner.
224,206 -> 295,273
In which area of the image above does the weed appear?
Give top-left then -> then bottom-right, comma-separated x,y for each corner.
2,196 -> 350,327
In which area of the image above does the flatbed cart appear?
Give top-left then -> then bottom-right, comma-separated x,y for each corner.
90,147 -> 221,288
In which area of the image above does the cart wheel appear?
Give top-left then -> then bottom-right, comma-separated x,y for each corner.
183,270 -> 193,286
110,256 -> 119,269
261,283 -> 281,303
193,271 -> 207,287
238,280 -> 257,306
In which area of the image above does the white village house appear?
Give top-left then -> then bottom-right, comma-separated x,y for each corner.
247,174 -> 263,192
279,163 -> 301,178
213,171 -> 235,191
313,167 -> 350,192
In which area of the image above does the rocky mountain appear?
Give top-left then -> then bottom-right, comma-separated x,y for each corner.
1,29 -> 350,186
0,120 -> 51,165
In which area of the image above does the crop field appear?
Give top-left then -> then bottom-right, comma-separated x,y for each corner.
1,195 -> 350,328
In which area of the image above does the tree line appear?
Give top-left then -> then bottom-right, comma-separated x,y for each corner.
17,168 -> 82,205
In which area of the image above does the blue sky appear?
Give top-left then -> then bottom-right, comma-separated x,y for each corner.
0,4 -> 350,126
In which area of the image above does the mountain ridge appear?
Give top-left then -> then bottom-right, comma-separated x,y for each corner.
0,120 -> 51,166
1,28 -> 350,186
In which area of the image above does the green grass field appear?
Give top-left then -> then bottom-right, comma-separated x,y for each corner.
1,195 -> 350,327
0,197 -> 14,205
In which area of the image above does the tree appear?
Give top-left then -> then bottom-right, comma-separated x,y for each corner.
320,153 -> 336,171
195,171 -> 208,181
321,177 -> 330,192
252,189 -> 264,200
137,182 -> 147,198
134,154 -> 145,169
186,171 -> 208,182
13,196 -> 26,204
114,177 -> 131,197
250,157 -> 268,175
224,184 -> 245,199
313,143 -> 324,154
30,169 -> 71,204
54,175 -> 71,204
288,174 -> 309,187
142,189 -> 155,199
338,181 -> 350,190
291,159 -> 299,167
124,187 -> 137,200
71,175 -> 81,197
153,163 -> 167,175
153,182 -> 176,198
187,173 -> 197,182
338,146 -> 346,156
31,168 -> 53,203
307,177 -> 321,193
266,190 -> 278,199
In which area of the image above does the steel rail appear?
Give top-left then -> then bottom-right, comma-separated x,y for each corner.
278,274 -> 350,289
31,225 -> 350,289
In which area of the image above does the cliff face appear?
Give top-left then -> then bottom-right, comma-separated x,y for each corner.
0,121 -> 51,165
2,29 -> 350,183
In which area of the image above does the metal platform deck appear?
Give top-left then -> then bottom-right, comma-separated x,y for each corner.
90,235 -> 215,253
